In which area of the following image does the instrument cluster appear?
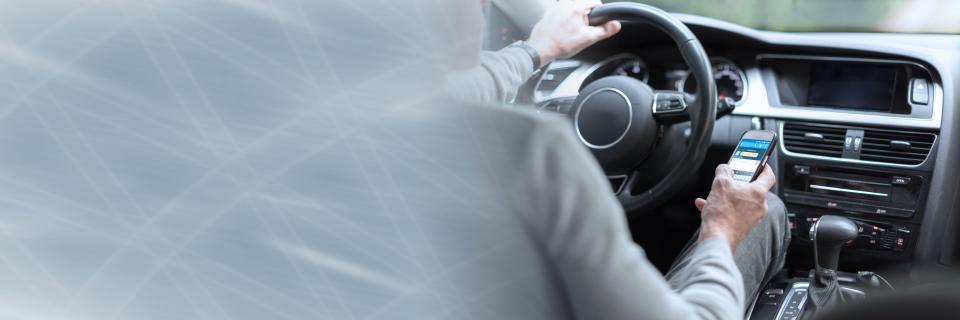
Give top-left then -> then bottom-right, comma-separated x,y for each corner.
598,55 -> 748,105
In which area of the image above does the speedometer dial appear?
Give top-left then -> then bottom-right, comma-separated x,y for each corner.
613,59 -> 649,83
682,59 -> 747,104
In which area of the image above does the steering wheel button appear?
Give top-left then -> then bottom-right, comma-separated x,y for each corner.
656,101 -> 671,111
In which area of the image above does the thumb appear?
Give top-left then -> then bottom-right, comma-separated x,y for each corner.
584,21 -> 621,41
603,20 -> 622,36
694,198 -> 706,211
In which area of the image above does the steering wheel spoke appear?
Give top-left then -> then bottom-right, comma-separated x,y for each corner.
614,171 -> 642,198
652,90 -> 693,124
536,97 -> 577,116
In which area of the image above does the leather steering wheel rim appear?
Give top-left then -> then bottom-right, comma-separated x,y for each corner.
586,3 -> 717,213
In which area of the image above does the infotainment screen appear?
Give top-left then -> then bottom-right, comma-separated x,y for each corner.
806,62 -> 897,112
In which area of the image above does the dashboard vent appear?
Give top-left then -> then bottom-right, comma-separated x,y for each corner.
782,122 -> 846,158
536,67 -> 576,92
782,122 -> 937,165
860,129 -> 935,165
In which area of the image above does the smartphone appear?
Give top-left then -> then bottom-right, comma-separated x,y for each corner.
729,130 -> 778,182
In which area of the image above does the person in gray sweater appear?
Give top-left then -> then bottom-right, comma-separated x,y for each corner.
442,0 -> 789,318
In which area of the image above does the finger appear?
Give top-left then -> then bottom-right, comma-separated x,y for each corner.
694,198 -> 706,211
752,164 -> 777,190
715,164 -> 734,178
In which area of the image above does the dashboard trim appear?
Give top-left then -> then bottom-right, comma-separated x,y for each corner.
533,59 -> 582,102
535,52 -> 944,130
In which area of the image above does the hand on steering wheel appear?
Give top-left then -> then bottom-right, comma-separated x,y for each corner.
527,0 -> 622,65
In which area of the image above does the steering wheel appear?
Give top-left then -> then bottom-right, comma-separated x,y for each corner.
571,3 -> 716,213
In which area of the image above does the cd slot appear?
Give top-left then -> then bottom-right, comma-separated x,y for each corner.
809,184 -> 888,197
806,174 -> 892,201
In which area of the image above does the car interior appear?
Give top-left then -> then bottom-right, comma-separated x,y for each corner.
486,1 -> 960,319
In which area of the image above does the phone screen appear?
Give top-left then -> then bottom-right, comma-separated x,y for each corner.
729,138 -> 772,182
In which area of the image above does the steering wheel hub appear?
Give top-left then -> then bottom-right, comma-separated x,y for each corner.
575,88 -> 632,149
571,76 -> 659,175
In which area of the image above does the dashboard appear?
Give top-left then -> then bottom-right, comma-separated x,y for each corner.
525,15 -> 960,270
578,55 -> 747,104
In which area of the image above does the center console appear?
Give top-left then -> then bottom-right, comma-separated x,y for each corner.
751,53 -> 942,269
745,53 -> 944,320
777,121 -> 936,267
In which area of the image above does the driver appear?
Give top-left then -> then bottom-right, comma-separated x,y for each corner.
440,0 -> 790,318
446,0 -> 622,103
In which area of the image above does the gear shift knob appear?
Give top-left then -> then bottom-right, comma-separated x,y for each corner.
810,215 -> 858,272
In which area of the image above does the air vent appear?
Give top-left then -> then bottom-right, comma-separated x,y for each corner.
782,122 -> 937,165
782,122 -> 846,158
536,67 -> 576,92
860,129 -> 935,165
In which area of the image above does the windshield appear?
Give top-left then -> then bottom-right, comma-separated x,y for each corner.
606,0 -> 960,34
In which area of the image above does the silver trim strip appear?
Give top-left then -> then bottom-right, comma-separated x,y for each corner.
574,88 -> 633,150
778,122 -> 935,169
809,184 -> 889,197
774,282 -> 810,320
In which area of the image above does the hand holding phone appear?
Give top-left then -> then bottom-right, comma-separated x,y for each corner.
728,130 -> 777,182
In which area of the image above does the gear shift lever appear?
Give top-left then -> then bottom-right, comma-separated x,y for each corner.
810,215 -> 858,276
807,215 -> 859,315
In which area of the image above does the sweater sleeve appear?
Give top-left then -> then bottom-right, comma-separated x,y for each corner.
444,46 -> 536,104
519,116 -> 746,320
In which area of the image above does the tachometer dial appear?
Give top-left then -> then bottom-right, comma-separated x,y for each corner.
613,59 -> 649,83
713,63 -> 745,102
682,59 -> 747,104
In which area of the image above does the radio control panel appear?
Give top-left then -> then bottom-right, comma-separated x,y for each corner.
781,163 -> 926,219
780,162 -> 928,261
